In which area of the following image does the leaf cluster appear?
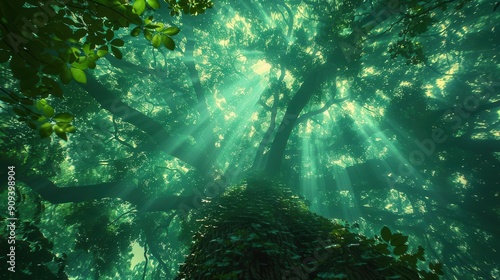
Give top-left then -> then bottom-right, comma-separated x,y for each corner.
178,178 -> 443,279
0,0 -> 206,140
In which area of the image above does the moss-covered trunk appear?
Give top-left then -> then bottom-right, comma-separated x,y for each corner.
178,179 -> 438,279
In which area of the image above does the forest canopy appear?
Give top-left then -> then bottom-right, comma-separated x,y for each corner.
0,0 -> 499,279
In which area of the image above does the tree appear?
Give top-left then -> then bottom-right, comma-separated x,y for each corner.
1,0 -> 498,279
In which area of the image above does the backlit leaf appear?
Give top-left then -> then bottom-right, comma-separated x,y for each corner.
36,99 -> 47,111
147,0 -> 160,9
144,29 -> 153,41
132,0 -> 146,15
39,122 -> 53,138
43,105 -> 55,117
65,125 -> 76,133
54,113 -> 74,123
70,67 -> 87,84
163,26 -> 180,36
131,26 -> 142,37
54,125 -> 68,140
97,46 -> 108,57
152,34 -> 161,48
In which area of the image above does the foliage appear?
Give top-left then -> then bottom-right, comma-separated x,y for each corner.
387,0 -> 471,65
0,0 -> 212,140
0,221 -> 68,279
178,179 -> 441,279
64,200 -> 138,278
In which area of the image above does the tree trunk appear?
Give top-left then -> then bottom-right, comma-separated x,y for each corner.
263,56 -> 339,176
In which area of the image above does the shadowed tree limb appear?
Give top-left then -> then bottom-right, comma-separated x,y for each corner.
295,96 -> 349,126
80,74 -> 213,175
20,175 -> 201,213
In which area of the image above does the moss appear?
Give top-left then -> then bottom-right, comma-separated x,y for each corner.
178,178 -> 441,279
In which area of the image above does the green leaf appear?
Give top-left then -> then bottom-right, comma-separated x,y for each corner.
83,43 -> 94,55
144,29 -> 153,41
163,26 -> 180,36
60,66 -> 73,84
146,0 -> 160,9
39,122 -> 53,138
393,244 -> 408,256
152,34 -> 162,48
111,39 -> 125,46
97,46 -> 108,57
145,24 -> 160,29
162,36 -> 175,50
131,26 -> 142,37
390,233 -> 408,246
132,0 -> 146,15
381,226 -> 392,242
36,99 -> 47,111
43,105 -> 55,118
53,125 -> 68,140
87,56 -> 97,69
111,46 -> 123,59
70,67 -> 87,84
71,58 -> 89,70
54,113 -> 74,123
65,125 -> 76,133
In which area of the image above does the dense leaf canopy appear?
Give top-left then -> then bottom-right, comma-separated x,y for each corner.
0,0 -> 499,279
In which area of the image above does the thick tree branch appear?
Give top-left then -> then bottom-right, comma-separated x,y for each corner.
264,54 -> 341,175
81,74 -> 212,174
182,24 -> 219,163
21,175 -> 201,213
295,96 -> 349,126
252,66 -> 285,170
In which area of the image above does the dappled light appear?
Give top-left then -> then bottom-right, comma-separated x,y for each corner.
1,0 -> 499,279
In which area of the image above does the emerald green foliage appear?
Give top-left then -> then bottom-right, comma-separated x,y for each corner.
64,201 -> 139,278
387,0 -> 471,65
0,221 -> 68,279
0,0 -> 212,140
178,179 -> 441,279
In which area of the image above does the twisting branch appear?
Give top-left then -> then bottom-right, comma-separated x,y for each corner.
252,65 -> 285,170
296,96 -> 349,126
110,116 -> 141,151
